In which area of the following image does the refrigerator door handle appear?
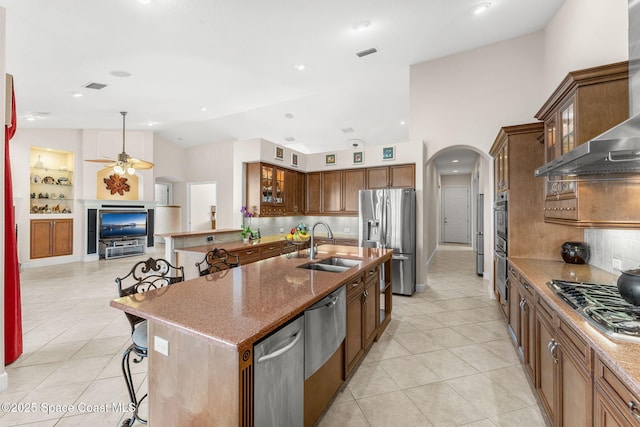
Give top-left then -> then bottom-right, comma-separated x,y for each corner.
392,254 -> 410,260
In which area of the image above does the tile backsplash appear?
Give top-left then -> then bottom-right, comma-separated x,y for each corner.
247,216 -> 359,239
584,229 -> 640,274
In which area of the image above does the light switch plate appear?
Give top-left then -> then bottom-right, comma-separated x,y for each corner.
154,336 -> 169,356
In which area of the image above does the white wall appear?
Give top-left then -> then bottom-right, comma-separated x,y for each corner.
542,0 -> 628,95
184,140 -> 236,229
10,129 -> 84,266
410,32 -> 545,271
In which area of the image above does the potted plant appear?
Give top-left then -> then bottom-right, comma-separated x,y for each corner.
240,206 -> 254,243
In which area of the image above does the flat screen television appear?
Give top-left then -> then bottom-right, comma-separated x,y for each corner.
100,211 -> 147,240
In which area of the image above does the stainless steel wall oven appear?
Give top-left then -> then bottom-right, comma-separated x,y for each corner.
494,192 -> 508,302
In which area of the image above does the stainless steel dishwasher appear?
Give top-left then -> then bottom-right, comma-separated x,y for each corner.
254,315 -> 304,427
304,285 -> 346,379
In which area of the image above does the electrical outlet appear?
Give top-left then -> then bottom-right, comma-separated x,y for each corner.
344,227 -> 350,233
613,259 -> 622,271
154,336 -> 169,356
207,236 -> 214,242
279,227 -> 284,233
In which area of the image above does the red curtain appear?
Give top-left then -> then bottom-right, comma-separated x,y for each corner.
5,77 -> 22,365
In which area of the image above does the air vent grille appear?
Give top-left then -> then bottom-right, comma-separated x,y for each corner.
84,82 -> 108,90
341,127 -> 354,133
356,47 -> 378,58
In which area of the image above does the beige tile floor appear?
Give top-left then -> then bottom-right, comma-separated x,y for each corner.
0,245 -> 550,426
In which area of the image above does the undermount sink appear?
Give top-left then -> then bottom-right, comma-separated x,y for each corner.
317,257 -> 362,268
297,257 -> 362,273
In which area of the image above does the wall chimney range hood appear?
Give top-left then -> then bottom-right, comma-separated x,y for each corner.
535,0 -> 640,177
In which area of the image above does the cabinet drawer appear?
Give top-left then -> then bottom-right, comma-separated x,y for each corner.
230,247 -> 262,265
557,318 -> 591,372
595,356 -> 640,424
261,243 -> 282,259
364,265 -> 379,286
346,276 -> 364,299
536,296 -> 554,324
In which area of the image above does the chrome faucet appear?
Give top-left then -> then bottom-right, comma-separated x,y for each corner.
309,221 -> 334,260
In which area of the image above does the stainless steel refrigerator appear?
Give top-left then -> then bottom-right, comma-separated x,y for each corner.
359,188 -> 416,296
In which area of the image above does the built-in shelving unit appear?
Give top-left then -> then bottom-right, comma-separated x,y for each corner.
29,148 -> 74,214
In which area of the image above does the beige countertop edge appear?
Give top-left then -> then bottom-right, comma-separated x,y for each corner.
509,257 -> 640,398
155,228 -> 241,238
111,247 -> 392,352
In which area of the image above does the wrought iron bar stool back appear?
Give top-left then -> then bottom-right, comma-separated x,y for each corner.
116,257 -> 185,426
195,248 -> 240,276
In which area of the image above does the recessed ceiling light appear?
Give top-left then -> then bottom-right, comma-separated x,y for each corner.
284,113 -> 294,119
200,107 -> 208,112
110,70 -> 131,78
145,121 -> 155,127
352,20 -> 371,32
400,121 -> 406,126
26,116 -> 36,121
294,64 -> 305,71
452,159 -> 459,163
471,2 -> 492,15
71,92 -> 83,98
452,170 -> 459,173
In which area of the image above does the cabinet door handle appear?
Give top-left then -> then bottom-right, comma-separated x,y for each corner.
549,340 -> 559,364
246,251 -> 253,255
519,298 -> 526,313
627,401 -> 640,420
351,281 -> 360,288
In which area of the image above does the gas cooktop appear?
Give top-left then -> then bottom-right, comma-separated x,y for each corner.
547,279 -> 640,343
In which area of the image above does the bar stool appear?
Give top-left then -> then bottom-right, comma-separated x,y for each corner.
116,257 -> 185,426
195,248 -> 240,276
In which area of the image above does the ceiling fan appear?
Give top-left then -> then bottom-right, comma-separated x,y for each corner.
85,111 -> 154,175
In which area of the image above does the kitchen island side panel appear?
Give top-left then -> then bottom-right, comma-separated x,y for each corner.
149,321 -> 240,426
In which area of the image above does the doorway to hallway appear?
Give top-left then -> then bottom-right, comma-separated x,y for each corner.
442,185 -> 470,244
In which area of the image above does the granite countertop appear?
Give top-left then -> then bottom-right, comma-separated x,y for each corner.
111,245 -> 392,351
509,257 -> 640,397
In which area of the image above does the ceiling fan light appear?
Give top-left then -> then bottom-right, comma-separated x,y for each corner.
127,166 -> 136,175
114,164 -> 125,175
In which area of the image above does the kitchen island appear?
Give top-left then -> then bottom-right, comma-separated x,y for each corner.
507,258 -> 640,426
110,245 -> 393,426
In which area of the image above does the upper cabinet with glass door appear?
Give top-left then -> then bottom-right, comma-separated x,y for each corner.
534,62 -> 640,228
535,61 -> 629,200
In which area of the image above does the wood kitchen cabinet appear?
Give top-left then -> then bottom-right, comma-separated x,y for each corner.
305,168 -> 365,215
366,164 -> 415,189
507,264 -> 536,382
345,264 -> 380,378
595,356 -> 640,426
535,61 -> 640,228
246,162 -> 303,217
535,296 -> 593,427
490,123 -> 583,259
30,218 -> 73,259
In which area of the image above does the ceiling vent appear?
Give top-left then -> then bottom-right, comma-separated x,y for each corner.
355,47 -> 378,58
341,127 -> 354,133
84,82 -> 108,90
284,136 -> 296,142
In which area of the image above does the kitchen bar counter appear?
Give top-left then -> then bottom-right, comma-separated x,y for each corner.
509,257 -> 640,397
111,244 -> 392,350
110,245 -> 392,426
